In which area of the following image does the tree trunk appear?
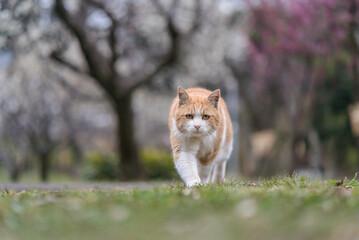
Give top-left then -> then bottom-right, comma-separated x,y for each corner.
291,133 -> 310,171
7,157 -> 20,182
349,0 -> 359,101
9,166 -> 20,182
348,0 -> 359,169
238,107 -> 252,177
259,110 -> 292,177
116,96 -> 145,180
39,152 -> 50,182
69,137 -> 82,177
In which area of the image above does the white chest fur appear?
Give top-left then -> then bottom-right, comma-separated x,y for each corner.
195,133 -> 217,159
171,117 -> 232,186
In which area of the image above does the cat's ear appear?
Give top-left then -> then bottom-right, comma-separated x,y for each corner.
178,86 -> 189,106
208,89 -> 221,108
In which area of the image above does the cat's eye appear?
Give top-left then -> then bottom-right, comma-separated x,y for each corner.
186,114 -> 193,119
202,115 -> 210,120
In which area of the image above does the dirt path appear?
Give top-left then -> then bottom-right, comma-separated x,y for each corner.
0,181 -> 173,191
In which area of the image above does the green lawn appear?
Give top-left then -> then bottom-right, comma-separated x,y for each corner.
1,176 -> 359,240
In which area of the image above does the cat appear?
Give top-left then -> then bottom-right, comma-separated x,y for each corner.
168,86 -> 233,187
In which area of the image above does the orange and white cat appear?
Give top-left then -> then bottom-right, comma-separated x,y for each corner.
169,87 -> 233,186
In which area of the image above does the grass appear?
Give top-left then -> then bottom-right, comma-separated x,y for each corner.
0,175 -> 359,240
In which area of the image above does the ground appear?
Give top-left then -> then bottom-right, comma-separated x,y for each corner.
0,175 -> 358,240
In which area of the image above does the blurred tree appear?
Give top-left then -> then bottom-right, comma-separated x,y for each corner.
0,119 -> 27,181
52,0 -> 204,180
0,55 -> 68,182
348,0 -> 359,168
349,0 -> 359,101
227,0 -> 356,176
0,0 -> 89,181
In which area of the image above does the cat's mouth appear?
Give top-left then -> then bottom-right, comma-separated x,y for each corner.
189,130 -> 206,136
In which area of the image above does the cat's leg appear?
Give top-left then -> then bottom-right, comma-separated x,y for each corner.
211,140 -> 233,184
210,161 -> 227,184
175,152 -> 201,187
198,163 -> 214,184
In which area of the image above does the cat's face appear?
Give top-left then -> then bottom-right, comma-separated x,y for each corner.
175,87 -> 220,137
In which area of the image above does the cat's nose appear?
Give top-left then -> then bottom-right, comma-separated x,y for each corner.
194,125 -> 201,130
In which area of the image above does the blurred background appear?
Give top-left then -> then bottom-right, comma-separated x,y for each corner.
0,0 -> 358,182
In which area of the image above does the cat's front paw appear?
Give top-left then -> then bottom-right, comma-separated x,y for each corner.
186,179 -> 202,187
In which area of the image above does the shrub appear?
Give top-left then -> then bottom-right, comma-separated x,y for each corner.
82,149 -> 178,181
140,149 -> 178,180
82,152 -> 117,180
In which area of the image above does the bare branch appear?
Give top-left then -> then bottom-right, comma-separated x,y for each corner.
224,57 -> 265,124
187,0 -> 202,36
54,0 -> 119,104
50,52 -> 88,75
151,0 -> 168,17
54,0 -> 112,82
169,0 -> 179,16
53,74 -> 104,102
123,0 -> 181,95
86,0 -> 120,69
40,60 -> 103,102
124,59 -> 173,95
